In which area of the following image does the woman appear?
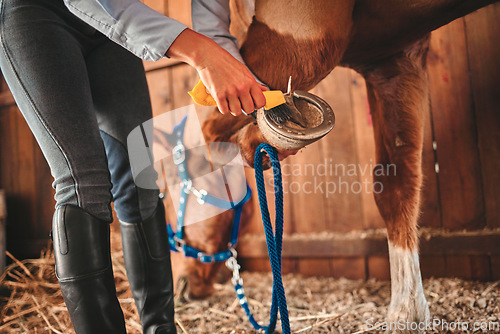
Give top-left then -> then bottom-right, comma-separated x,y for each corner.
0,0 -> 265,332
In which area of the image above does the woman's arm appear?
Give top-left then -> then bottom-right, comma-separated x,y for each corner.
63,0 -> 265,116
63,0 -> 187,62
189,0 -> 267,115
167,29 -> 266,116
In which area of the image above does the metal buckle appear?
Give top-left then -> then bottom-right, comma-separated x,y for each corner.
172,144 -> 185,165
193,189 -> 207,205
182,180 -> 192,193
174,236 -> 185,252
226,255 -> 243,286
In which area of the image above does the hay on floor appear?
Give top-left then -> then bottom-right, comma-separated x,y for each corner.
0,231 -> 498,333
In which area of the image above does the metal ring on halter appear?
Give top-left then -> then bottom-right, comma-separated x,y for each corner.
172,144 -> 186,165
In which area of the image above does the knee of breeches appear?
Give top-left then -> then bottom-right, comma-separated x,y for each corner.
100,131 -> 159,222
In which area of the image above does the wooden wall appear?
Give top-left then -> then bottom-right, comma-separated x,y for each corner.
0,77 -> 55,259
0,0 -> 498,280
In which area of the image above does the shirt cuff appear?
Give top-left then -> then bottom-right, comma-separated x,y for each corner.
115,2 -> 188,61
64,0 -> 188,62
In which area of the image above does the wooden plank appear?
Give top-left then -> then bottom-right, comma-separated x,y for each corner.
0,189 -> 5,273
427,20 -> 485,230
491,256 -> 500,280
284,141 -> 328,234
143,58 -> 184,73
0,90 -> 15,108
420,56 -> 442,229
238,233 -> 389,258
34,138 -> 54,238
445,255 -> 490,281
0,190 -> 5,219
167,0 -> 192,27
15,108 -> 37,236
5,238 -> 51,259
419,230 -> 500,255
420,255 -> 446,279
0,108 -> 13,190
464,4 -> 500,229
4,106 -> 21,258
170,65 -> 198,108
238,229 -> 500,258
331,257 -> 366,280
367,256 -> 390,280
469,255 -> 491,281
445,255 -> 472,280
143,0 -> 167,16
0,107 -> 19,194
282,258 -> 298,274
239,258 -> 271,272
142,0 -> 191,73
313,68 -> 365,232
146,67 -> 175,117
297,258 -> 331,277
349,70 -> 384,229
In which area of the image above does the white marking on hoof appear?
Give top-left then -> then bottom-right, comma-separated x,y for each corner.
386,241 -> 430,334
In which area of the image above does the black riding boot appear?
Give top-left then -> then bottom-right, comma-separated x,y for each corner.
52,205 -> 126,334
119,201 -> 176,334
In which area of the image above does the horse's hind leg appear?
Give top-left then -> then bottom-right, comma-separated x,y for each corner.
359,37 -> 431,333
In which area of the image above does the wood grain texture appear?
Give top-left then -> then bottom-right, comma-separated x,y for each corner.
427,19 -> 485,230
297,258 -> 332,277
420,255 -> 446,278
331,257 -> 366,280
367,256 -> 391,280
464,4 -> 500,229
313,68 -> 364,232
491,256 -> 500,280
0,190 -> 6,219
237,229 -> 500,258
146,68 -> 175,117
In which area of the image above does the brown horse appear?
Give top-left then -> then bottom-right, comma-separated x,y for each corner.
180,0 -> 498,332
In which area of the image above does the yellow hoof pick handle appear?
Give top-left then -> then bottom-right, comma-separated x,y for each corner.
188,80 -> 286,110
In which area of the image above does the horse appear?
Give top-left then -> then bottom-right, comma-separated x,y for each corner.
180,0 -> 498,331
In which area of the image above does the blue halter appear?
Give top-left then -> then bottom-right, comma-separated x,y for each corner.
165,116 -> 252,263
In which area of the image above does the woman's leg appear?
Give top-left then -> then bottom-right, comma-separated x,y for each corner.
0,0 -> 125,332
0,0 -> 114,220
86,35 -> 176,334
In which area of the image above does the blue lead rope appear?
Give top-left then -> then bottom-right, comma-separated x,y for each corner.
248,143 -> 290,334
163,117 -> 289,332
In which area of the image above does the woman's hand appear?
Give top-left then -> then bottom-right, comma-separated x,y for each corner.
166,29 -> 267,116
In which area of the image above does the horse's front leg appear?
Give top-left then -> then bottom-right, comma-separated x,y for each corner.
359,37 -> 431,333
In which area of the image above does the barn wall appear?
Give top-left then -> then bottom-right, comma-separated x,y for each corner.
0,1 -> 498,280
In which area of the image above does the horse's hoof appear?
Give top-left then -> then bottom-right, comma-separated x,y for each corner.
385,298 -> 430,334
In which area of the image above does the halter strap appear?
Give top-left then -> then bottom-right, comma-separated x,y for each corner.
165,116 -> 251,263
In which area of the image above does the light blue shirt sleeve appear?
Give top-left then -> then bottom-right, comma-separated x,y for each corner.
191,0 -> 266,86
63,0 -> 188,61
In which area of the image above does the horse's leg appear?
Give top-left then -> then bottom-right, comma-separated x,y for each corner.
359,37 -> 431,333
